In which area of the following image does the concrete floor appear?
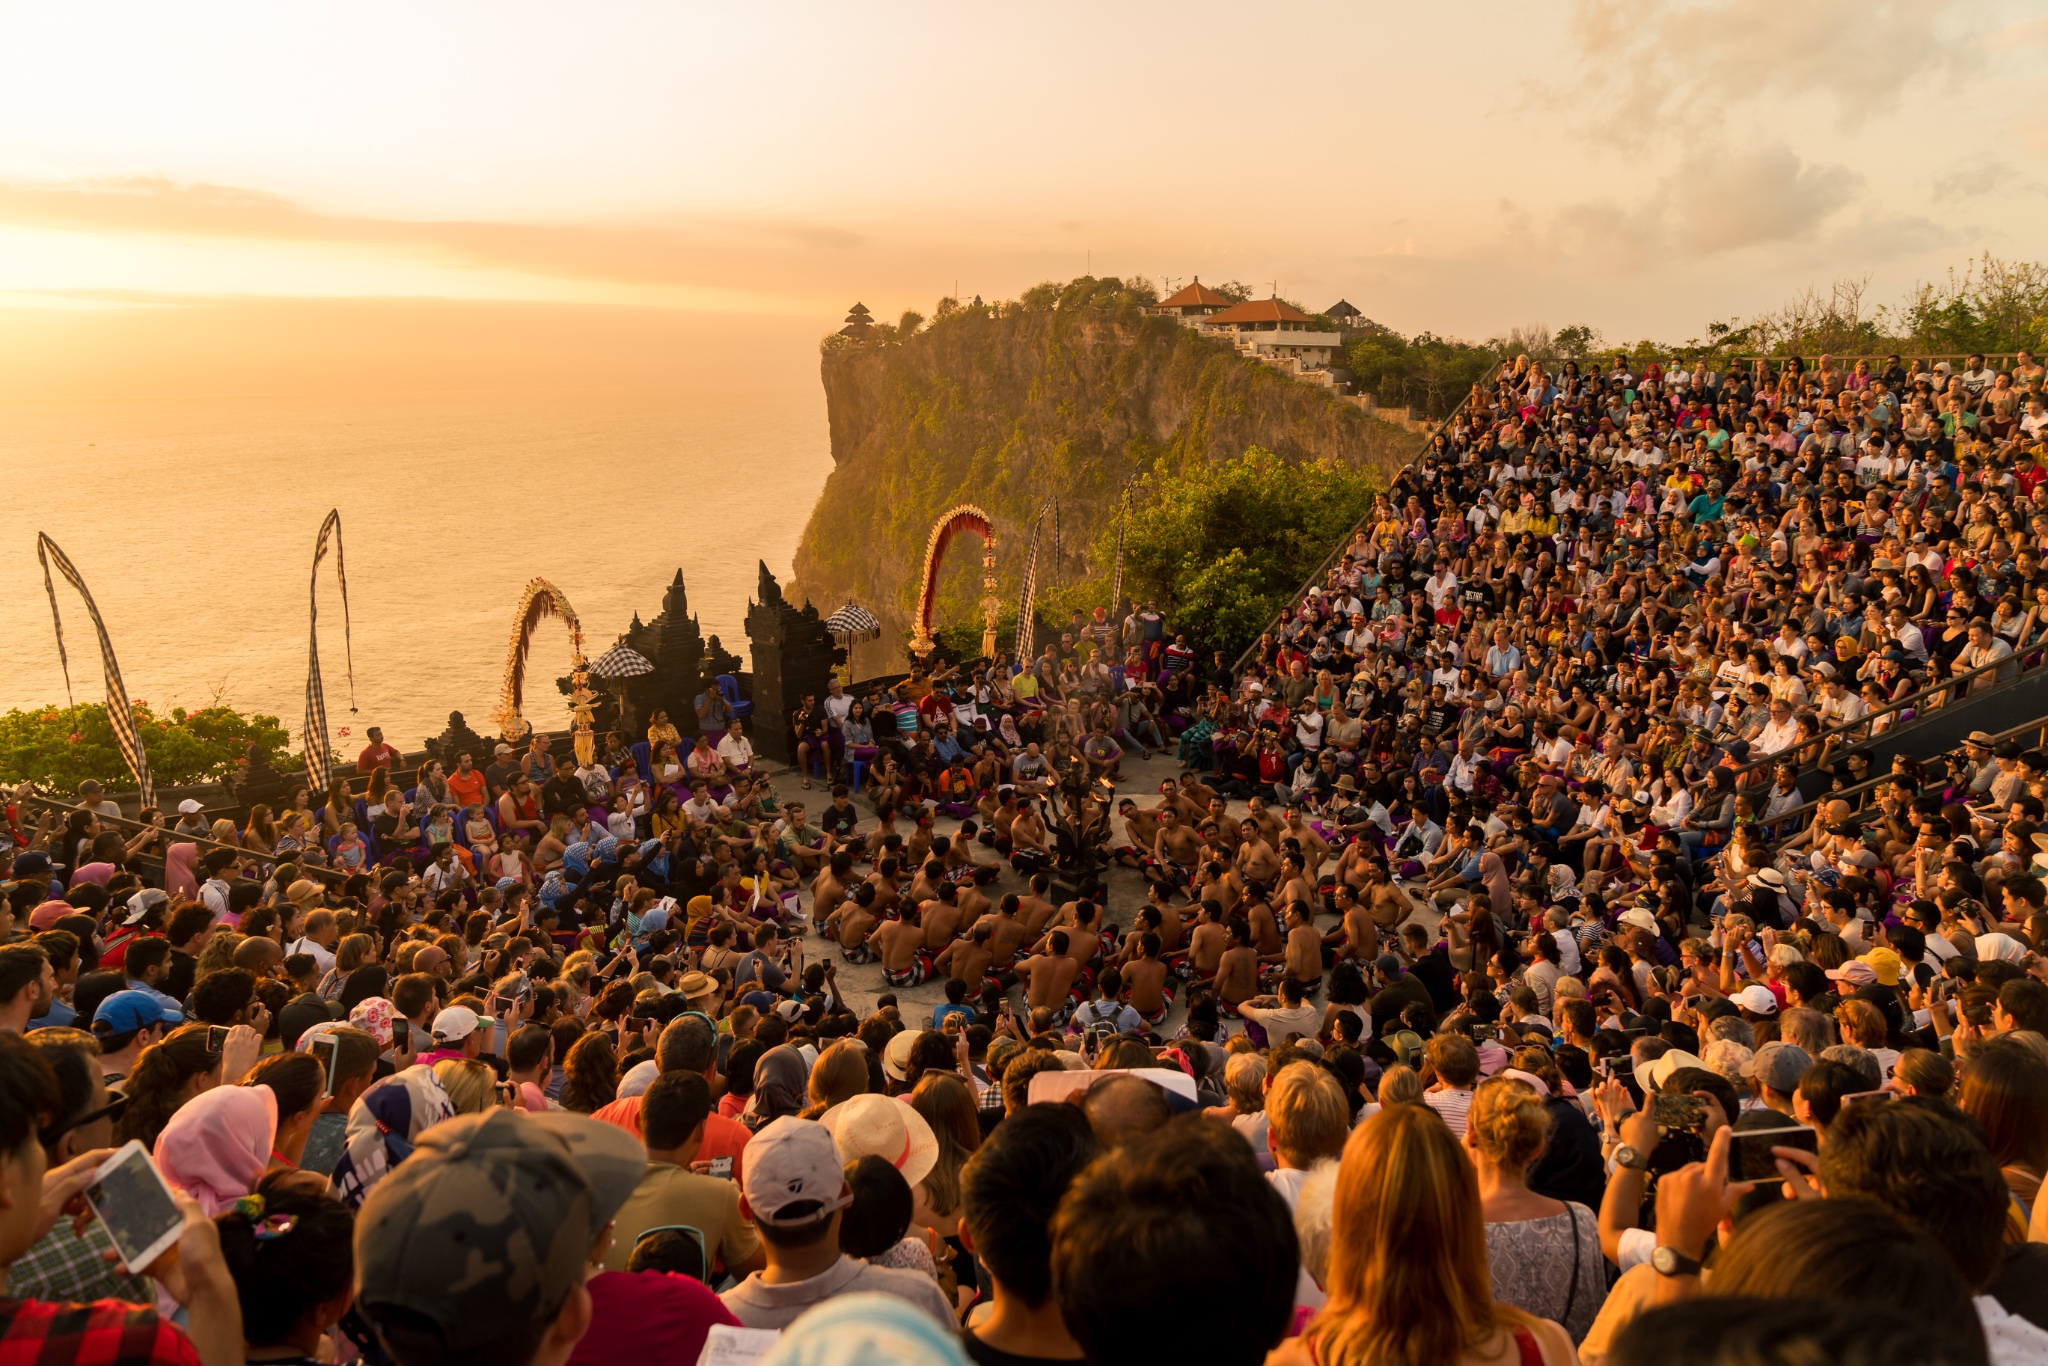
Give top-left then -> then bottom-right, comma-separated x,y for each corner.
759,747 -> 1211,1031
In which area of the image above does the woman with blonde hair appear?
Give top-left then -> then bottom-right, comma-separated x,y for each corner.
908,1071 -> 983,1308
1466,1075 -> 1605,1342
800,1038 -> 869,1119
434,1058 -> 499,1114
318,933 -> 376,1000
1285,1104 -> 1574,1366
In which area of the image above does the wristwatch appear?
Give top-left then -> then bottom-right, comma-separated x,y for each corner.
1651,1245 -> 1704,1278
1613,1144 -> 1650,1171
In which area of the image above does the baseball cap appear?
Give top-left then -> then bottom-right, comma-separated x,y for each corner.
1826,960 -> 1878,988
1750,1041 -> 1813,1094
430,1006 -> 479,1044
121,888 -> 168,926
12,852 -> 50,877
29,900 -> 73,931
177,799 -> 204,815
92,989 -> 183,1036
1857,946 -> 1903,986
1732,984 -> 1779,1016
355,1109 -> 644,1366
495,742 -> 514,755
742,1116 -> 854,1228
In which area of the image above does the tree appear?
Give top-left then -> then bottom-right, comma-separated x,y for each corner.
1081,446 -> 1379,657
0,702 -> 292,792
897,310 -> 924,338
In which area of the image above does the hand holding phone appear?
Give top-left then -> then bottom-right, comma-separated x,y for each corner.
86,1142 -> 186,1274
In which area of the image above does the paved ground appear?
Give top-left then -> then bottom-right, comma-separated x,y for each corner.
758,748 -> 1206,1031
757,750 -> 1447,1035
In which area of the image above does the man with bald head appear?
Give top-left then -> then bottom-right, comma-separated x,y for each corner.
232,934 -> 286,980
1081,1074 -> 1172,1150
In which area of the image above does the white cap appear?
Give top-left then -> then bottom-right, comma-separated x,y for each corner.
177,799 -> 203,815
430,1005 -> 479,1044
1733,984 -> 1779,1016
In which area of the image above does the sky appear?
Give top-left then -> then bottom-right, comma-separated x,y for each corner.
0,0 -> 2045,397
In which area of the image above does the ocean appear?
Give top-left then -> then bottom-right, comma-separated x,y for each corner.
0,387 -> 832,755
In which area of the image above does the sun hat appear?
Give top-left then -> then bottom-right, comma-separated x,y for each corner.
819,1093 -> 940,1189
1634,1048 -> 1707,1094
882,1028 -> 921,1083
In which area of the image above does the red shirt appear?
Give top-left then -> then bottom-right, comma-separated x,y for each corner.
0,1296 -> 198,1366
356,742 -> 401,773
569,1272 -> 738,1366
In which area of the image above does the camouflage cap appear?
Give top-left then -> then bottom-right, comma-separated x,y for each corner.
354,1108 -> 645,1362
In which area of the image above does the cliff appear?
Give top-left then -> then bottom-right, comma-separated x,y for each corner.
790,282 -> 1422,674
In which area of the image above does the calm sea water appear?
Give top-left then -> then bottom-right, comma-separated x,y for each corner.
0,388 -> 831,755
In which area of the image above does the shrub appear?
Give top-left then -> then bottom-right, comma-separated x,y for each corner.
0,702 -> 292,792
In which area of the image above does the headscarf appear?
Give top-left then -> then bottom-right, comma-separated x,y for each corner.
69,862 -> 115,888
154,1084 -> 277,1217
562,842 -> 593,878
347,995 -> 397,1050
164,843 -> 200,899
743,1045 -> 809,1132
594,836 -> 620,866
537,870 -> 568,910
998,715 -> 1023,748
758,1293 -> 971,1366
331,1068 -> 454,1209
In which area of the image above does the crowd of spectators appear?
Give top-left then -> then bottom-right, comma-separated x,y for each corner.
2,346 -> 2048,1366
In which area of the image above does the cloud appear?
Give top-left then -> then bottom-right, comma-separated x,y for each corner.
0,176 -> 868,294
1531,144 -> 1862,266
1562,0 -> 1985,134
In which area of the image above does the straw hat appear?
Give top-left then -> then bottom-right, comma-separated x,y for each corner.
819,1093 -> 939,1188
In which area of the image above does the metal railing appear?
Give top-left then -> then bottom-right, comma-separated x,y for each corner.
1726,634 -> 2043,785
1761,711 -> 2048,855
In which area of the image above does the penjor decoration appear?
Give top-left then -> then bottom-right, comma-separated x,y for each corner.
909,504 -> 1001,663
493,578 -> 593,763
37,534 -> 154,806
1013,495 -> 1060,663
301,509 -> 358,794
1108,474 -> 1137,621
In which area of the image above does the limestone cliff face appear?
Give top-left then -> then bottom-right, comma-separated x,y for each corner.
791,301 -> 1419,674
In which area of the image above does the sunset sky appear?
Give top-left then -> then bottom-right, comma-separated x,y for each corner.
1,0 -> 2044,396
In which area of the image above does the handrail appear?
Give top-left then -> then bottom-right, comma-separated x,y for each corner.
1726,635 -> 2041,784
1761,711 -> 2048,856
13,789 -> 353,884
1231,363 -> 1502,675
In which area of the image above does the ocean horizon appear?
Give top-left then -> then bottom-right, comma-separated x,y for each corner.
0,385 -> 831,756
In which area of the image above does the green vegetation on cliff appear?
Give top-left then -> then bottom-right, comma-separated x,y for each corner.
792,276 -> 1419,668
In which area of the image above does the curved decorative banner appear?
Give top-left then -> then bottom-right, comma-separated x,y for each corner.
910,504 -> 1000,662
37,534 -> 154,806
494,577 -> 587,746
302,509 -> 358,794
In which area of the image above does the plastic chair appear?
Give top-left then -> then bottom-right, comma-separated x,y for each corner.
630,1223 -> 710,1284
630,742 -> 653,785
716,673 -> 752,720
846,758 -> 868,795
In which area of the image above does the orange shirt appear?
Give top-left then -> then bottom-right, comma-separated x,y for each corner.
446,769 -> 488,811
592,1094 -> 753,1183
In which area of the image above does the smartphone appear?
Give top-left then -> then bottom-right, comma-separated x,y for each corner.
1650,1093 -> 1706,1132
85,1141 -> 185,1274
1732,1123 -> 1818,1181
1840,1089 -> 1896,1110
707,1156 -> 734,1179
205,1026 -> 229,1054
307,1034 -> 339,1097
